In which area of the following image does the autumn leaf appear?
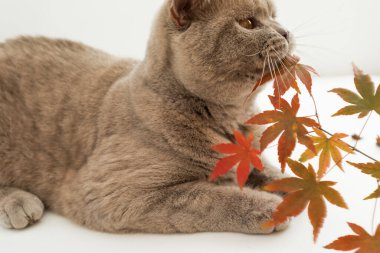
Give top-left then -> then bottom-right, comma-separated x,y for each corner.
263,159 -> 348,241
347,161 -> 380,200
246,94 -> 319,171
209,130 -> 263,188
325,223 -> 380,253
251,55 -> 318,97
377,136 -> 380,147
347,161 -> 380,180
364,187 -> 380,200
299,128 -> 353,179
330,64 -> 380,118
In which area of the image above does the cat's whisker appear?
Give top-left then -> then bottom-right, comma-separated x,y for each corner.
265,52 -> 275,82
296,44 -> 345,59
245,55 -> 268,102
294,27 -> 349,39
283,55 -> 298,65
269,46 -> 296,80
293,33 -> 330,40
294,49 -> 323,63
272,55 -> 287,92
296,43 -> 337,53
257,55 -> 268,87
245,50 -> 262,57
290,15 -> 325,34
267,54 -> 281,100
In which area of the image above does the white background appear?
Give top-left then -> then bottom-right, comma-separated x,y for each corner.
0,0 -> 379,76
0,1 -> 379,253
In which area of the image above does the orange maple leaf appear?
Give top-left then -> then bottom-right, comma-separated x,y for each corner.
377,136 -> 380,147
252,55 -> 318,97
325,223 -> 380,253
209,130 -> 263,188
330,64 -> 380,118
246,94 -> 319,171
299,128 -> 354,179
347,161 -> 380,200
263,159 -> 348,241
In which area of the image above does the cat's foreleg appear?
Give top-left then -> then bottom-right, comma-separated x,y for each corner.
114,181 -> 289,234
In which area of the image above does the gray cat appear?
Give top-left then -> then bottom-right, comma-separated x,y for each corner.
0,0 -> 293,233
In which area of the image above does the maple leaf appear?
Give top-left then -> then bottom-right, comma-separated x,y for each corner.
263,159 -> 348,241
246,94 -> 319,171
209,130 -> 263,188
299,128 -> 353,179
377,136 -> 380,147
330,64 -> 380,118
325,223 -> 380,253
251,55 -> 318,97
347,161 -> 380,200
364,187 -> 380,200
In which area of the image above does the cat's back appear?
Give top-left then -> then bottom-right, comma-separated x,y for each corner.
0,36 -> 138,192
0,36 -> 135,80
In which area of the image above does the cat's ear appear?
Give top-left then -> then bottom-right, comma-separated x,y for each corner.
170,0 -> 205,28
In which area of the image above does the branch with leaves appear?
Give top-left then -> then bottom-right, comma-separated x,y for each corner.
209,56 -> 380,252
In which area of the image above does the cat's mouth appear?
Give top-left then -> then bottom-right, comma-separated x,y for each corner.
259,37 -> 293,66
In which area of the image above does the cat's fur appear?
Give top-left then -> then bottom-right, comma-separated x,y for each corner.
0,0 -> 293,233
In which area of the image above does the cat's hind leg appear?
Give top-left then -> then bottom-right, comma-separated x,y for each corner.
0,187 -> 44,229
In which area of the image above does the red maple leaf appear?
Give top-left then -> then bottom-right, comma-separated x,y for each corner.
325,223 -> 380,252
209,130 -> 263,188
246,94 -> 319,171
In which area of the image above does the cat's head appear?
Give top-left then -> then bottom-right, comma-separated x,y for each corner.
151,0 -> 294,104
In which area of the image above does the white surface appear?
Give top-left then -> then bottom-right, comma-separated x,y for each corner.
0,0 -> 379,76
1,76 -> 379,253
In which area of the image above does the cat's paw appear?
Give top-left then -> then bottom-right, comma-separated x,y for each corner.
252,192 -> 290,234
0,191 -> 44,229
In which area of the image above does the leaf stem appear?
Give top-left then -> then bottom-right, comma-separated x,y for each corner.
371,180 -> 380,234
356,111 -> 373,146
302,115 -> 318,118
311,95 -> 321,125
319,127 -> 378,163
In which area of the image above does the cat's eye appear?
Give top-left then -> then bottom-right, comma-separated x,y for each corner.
238,18 -> 257,30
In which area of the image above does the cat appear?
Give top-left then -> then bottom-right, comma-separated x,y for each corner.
0,0 -> 293,233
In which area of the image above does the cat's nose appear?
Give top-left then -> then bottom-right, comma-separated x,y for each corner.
280,30 -> 289,41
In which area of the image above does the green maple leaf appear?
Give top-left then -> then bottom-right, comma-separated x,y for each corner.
330,64 -> 380,118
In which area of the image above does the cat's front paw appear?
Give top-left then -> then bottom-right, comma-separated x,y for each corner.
262,197 -> 290,233
247,192 -> 290,234
0,191 -> 44,229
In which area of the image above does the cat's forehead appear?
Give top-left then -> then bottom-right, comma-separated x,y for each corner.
210,0 -> 276,18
